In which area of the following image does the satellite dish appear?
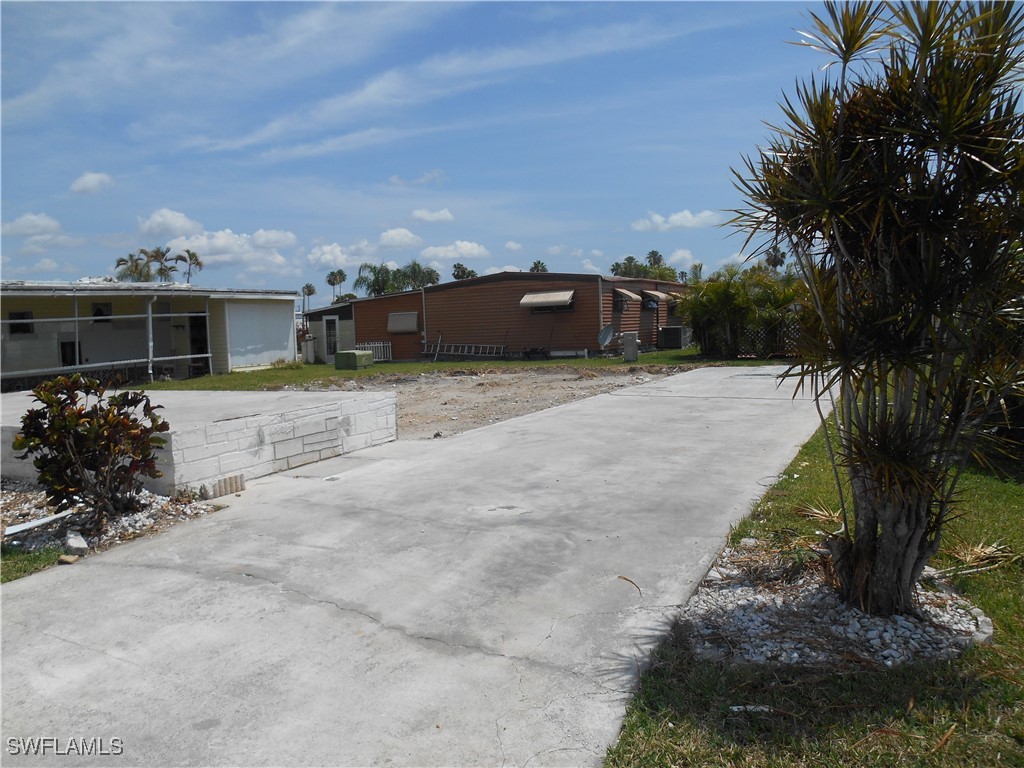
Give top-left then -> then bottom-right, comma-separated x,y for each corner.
598,323 -> 615,348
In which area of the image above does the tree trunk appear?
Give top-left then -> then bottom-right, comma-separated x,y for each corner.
827,464 -> 941,617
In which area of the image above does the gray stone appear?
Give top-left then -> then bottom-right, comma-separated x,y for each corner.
63,530 -> 89,554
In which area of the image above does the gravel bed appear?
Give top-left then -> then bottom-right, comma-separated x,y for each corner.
681,541 -> 992,668
1,478 -> 218,554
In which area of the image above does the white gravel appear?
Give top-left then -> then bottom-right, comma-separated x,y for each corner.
681,542 -> 992,668
1,478 -> 217,553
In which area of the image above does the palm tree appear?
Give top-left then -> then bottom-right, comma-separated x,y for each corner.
646,250 -> 666,268
142,247 -> 178,282
326,269 -> 347,300
529,260 -> 548,273
177,249 -> 204,284
114,252 -> 152,282
353,263 -> 400,297
400,260 -> 440,290
732,2 -> 1024,616
452,263 -> 477,280
302,282 -> 317,310
609,256 -> 645,278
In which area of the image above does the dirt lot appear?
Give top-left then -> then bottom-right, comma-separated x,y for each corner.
337,364 -> 702,440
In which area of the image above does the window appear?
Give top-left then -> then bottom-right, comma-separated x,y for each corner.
60,341 -> 82,366
530,302 -> 574,314
613,288 -> 640,313
387,312 -> 419,333
9,311 -> 33,334
92,302 -> 112,323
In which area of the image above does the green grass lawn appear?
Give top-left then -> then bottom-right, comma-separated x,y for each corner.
607,430 -> 1024,768
1,544 -> 63,583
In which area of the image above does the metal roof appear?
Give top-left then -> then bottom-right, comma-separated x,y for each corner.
0,280 -> 297,300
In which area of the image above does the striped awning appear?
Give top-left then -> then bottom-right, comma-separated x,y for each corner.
614,288 -> 641,301
520,290 -> 575,308
643,290 -> 671,301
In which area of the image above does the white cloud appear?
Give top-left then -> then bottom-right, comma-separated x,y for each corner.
412,207 -> 454,223
252,229 -> 298,249
2,212 -> 62,236
167,228 -> 300,278
581,259 -> 602,274
307,239 -> 378,269
139,208 -> 203,237
307,243 -> 357,269
259,126 -> 436,161
378,227 -> 422,248
389,169 -> 447,186
631,209 -> 723,231
483,265 -> 524,275
2,256 -> 64,275
546,245 -> 564,256
70,171 -> 113,194
504,241 -> 522,252
420,240 -> 490,260
22,234 -> 84,255
5,3 -> 452,129
591,249 -> 604,258
668,248 -> 697,266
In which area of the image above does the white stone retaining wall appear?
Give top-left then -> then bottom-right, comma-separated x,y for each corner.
1,392 -> 396,497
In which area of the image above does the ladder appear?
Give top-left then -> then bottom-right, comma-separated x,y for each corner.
422,342 -> 505,358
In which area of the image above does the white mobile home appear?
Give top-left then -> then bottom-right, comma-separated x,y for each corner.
1,280 -> 298,391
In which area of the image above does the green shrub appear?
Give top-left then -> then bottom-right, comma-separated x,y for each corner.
12,374 -> 169,534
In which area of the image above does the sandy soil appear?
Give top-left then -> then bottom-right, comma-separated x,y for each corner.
335,364 -> 701,440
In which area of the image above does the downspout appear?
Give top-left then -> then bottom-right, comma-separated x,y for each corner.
597,276 -> 604,353
421,287 -> 427,352
204,296 -> 212,374
146,295 -> 156,382
73,295 -> 81,366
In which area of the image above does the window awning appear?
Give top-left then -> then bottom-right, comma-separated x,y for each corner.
614,288 -> 641,301
520,290 -> 575,308
643,290 -> 671,301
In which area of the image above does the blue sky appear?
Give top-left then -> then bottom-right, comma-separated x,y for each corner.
2,1 -> 825,308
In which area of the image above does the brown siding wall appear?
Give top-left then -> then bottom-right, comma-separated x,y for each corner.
425,277 -> 603,354
344,275 -> 687,359
352,292 -> 424,360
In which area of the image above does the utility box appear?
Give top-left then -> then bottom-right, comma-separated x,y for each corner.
335,350 -> 373,370
622,332 -> 639,363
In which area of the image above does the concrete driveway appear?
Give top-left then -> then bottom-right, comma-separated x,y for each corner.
1,366 -> 821,766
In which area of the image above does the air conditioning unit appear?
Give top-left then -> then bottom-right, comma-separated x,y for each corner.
658,326 -> 691,349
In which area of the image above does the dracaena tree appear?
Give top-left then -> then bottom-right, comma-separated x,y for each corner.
733,1 -> 1024,616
